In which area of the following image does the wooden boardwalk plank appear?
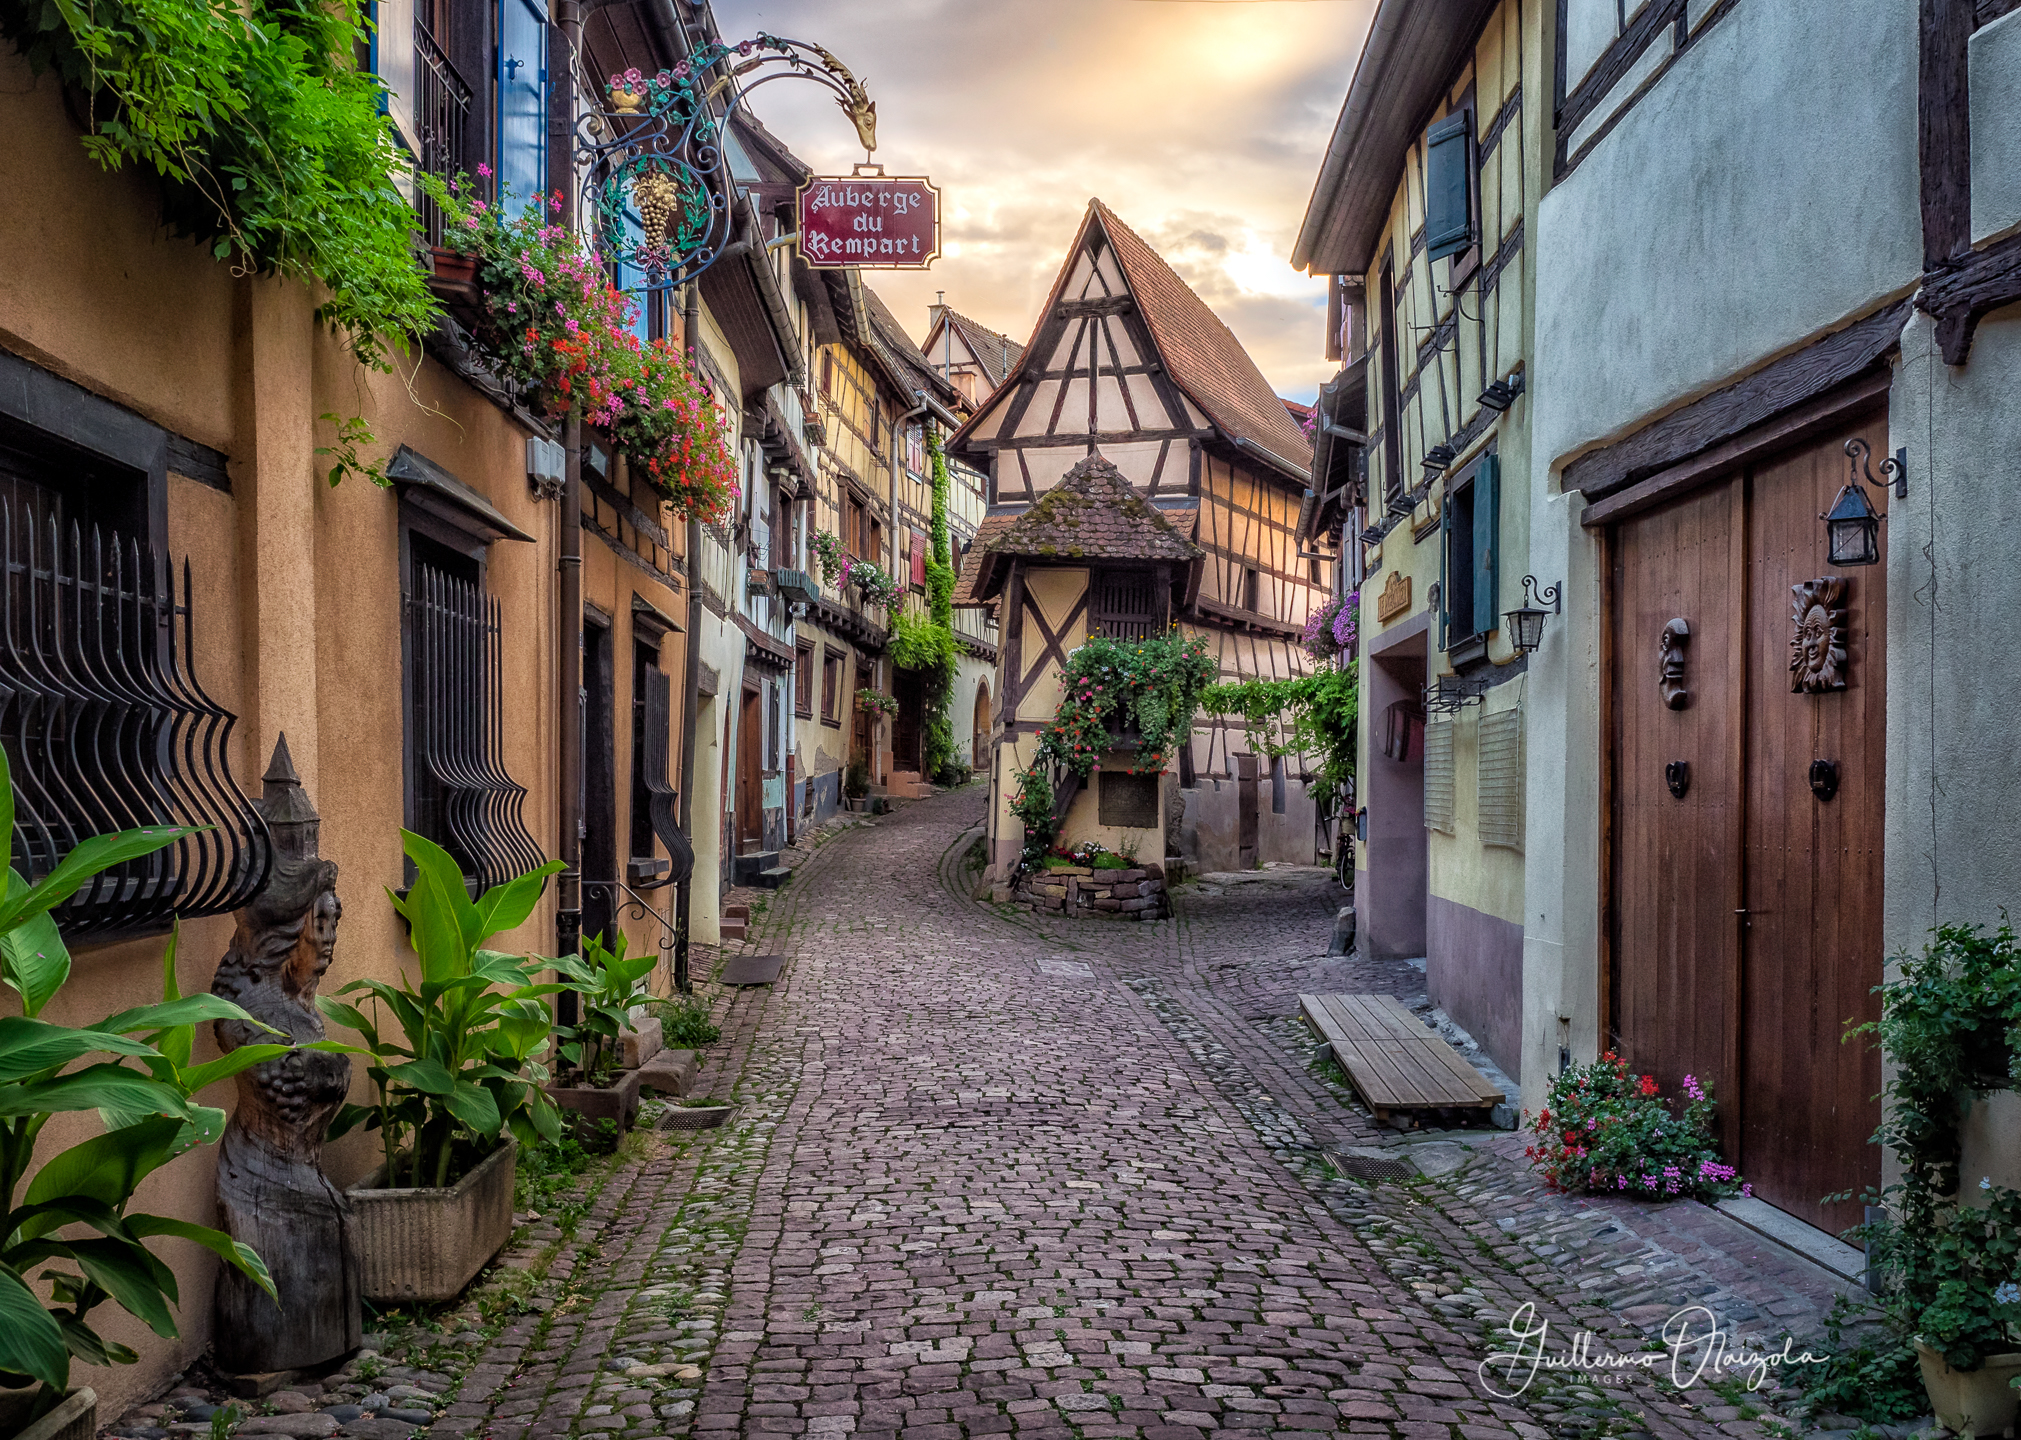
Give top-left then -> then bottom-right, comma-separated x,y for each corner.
1300,992 -> 1505,1114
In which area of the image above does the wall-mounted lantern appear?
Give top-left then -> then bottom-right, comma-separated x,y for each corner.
1478,369 -> 1526,412
1823,438 -> 1907,568
1421,443 -> 1456,474
1504,575 -> 1561,656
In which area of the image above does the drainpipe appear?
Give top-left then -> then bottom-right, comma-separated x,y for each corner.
555,0 -> 583,1016
673,279 -> 703,994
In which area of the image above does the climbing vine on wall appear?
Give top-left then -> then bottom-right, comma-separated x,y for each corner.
0,0 -> 440,372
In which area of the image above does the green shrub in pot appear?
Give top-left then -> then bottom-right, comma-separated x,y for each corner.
552,932 -> 656,1086
320,831 -> 566,1189
0,750 -> 296,1416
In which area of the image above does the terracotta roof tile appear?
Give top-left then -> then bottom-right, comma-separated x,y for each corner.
1093,201 -> 1315,477
986,454 -> 1201,564
941,308 -> 1025,388
952,513 -> 1017,607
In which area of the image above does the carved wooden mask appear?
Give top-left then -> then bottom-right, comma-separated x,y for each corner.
1658,618 -> 1690,710
1789,578 -> 1849,693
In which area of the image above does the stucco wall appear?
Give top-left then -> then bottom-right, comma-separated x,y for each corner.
1531,0 -> 1921,472
1883,306 -> 2021,956
1971,9 -> 2021,245
1427,895 -> 1524,1079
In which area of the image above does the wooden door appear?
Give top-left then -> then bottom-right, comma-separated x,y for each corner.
583,620 -> 617,945
893,669 -> 923,772
737,685 -> 762,851
1237,754 -> 1260,868
1607,412 -> 1886,1235
1739,418 -> 1886,1236
1608,479 -> 1745,1122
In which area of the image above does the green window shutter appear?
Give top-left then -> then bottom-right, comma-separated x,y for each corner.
1472,454 -> 1499,639
1424,111 -> 1475,261
1437,488 -> 1450,651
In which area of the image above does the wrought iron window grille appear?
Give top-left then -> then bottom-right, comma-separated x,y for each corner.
414,19 -> 474,246
1,502 -> 269,938
406,558 -> 545,890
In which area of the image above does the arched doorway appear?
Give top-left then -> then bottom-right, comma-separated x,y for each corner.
971,680 -> 991,769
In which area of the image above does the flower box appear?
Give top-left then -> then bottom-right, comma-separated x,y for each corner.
1915,1340 -> 2021,1438
426,247 -> 480,308
547,1066 -> 646,1132
347,1137 -> 517,1303
0,1388 -> 96,1440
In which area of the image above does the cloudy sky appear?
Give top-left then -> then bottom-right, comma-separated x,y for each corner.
718,0 -> 1375,403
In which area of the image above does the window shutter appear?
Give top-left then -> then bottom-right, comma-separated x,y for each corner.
373,0 -> 420,154
1437,491 -> 1450,651
1423,721 -> 1455,833
911,530 -> 927,587
639,664 -> 693,885
497,0 -> 548,211
622,208 -> 651,344
1423,110 -> 1475,261
1478,707 -> 1523,850
1472,453 -> 1499,640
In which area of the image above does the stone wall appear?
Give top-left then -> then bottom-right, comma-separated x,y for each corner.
1014,862 -> 1169,920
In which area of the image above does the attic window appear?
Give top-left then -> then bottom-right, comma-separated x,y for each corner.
1424,109 -> 1476,262
1095,569 -> 1158,640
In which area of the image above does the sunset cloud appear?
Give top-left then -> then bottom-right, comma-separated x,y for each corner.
721,0 -> 1374,402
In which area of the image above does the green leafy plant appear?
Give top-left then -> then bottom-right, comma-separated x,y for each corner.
1523,1052 -> 1743,1202
1829,922 -> 2021,1375
315,412 -> 388,490
854,688 -> 897,718
0,750 -> 288,1412
0,0 -> 440,372
552,932 -> 656,1085
850,562 -> 903,609
647,993 -> 719,1048
320,833 -> 566,1190
1009,630 -> 1215,866
842,760 -> 870,800
1203,662 -> 1359,813
808,530 -> 846,587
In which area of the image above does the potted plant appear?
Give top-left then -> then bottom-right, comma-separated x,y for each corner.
548,932 -> 657,1131
1522,1053 -> 1743,1200
0,752 -> 293,1436
851,563 -> 903,609
318,832 -> 565,1302
1842,922 -> 2021,1434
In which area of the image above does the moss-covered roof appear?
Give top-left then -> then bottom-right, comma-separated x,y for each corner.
985,455 -> 1202,564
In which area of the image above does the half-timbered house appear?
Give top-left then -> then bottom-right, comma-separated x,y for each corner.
1519,0 -> 2021,1242
950,200 -> 1324,883
921,304 -> 1026,410
1294,0 -> 1543,1083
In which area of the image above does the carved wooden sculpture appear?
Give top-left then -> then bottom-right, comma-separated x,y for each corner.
1658,618 -> 1691,710
1789,578 -> 1849,693
211,736 -> 360,1374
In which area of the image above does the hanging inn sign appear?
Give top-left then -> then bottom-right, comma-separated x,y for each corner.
798,169 -> 941,270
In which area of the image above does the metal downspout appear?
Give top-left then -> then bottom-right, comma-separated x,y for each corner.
555,0 -> 583,1015
674,279 -> 704,994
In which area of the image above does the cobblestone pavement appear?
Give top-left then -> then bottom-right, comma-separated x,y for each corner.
414,788 -> 1891,1440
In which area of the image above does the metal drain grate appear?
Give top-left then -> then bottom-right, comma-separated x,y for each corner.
658,1104 -> 734,1131
1329,1151 -> 1415,1181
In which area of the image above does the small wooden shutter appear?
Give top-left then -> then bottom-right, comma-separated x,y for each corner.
1472,454 -> 1499,639
497,0 -> 549,208
1436,494 -> 1450,651
1094,570 -> 1158,640
1423,720 -> 1455,833
639,664 -> 693,885
911,530 -> 927,587
1478,707 -> 1523,850
1424,110 -> 1474,261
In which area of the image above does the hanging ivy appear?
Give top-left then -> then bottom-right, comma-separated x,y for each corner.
0,0 -> 440,372
908,424 -> 963,785
1202,662 -> 1359,812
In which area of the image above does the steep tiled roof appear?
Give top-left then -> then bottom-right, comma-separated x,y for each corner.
951,514 -> 1017,607
941,308 -> 1024,388
1093,201 -> 1314,478
862,282 -> 953,398
956,456 -> 1201,605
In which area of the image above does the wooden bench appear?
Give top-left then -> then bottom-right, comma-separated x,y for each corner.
1299,992 -> 1504,1126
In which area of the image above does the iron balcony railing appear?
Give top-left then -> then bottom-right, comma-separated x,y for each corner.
407,558 -> 544,891
414,21 -> 473,246
0,501 -> 269,939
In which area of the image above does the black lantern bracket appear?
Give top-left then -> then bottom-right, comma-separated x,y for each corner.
1845,437 -> 1908,500
1504,574 -> 1562,656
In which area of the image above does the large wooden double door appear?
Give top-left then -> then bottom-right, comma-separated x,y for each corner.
1608,415 -> 1885,1235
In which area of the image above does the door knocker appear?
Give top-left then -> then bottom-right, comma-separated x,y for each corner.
1809,759 -> 1840,802
1665,761 -> 1690,800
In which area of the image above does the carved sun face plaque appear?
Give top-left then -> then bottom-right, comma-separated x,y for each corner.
1789,578 -> 1848,693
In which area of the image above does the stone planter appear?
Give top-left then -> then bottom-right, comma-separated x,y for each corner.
1013,862 -> 1168,921
0,1388 -> 96,1440
1915,1340 -> 2021,1438
620,1012 -> 664,1069
347,1137 -> 517,1303
548,1066 -> 646,1132
1961,1087 -> 2021,1204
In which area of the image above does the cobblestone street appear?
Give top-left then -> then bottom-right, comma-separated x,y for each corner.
406,789 -> 1878,1440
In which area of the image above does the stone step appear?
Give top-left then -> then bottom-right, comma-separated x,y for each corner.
724,902 -> 751,919
732,851 -> 780,885
720,919 -> 747,940
636,1048 -> 700,1097
753,867 -> 792,890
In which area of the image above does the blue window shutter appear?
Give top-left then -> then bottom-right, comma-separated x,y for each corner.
497,0 -> 547,210
1424,110 -> 1474,261
622,208 -> 651,345
1472,454 -> 1499,639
